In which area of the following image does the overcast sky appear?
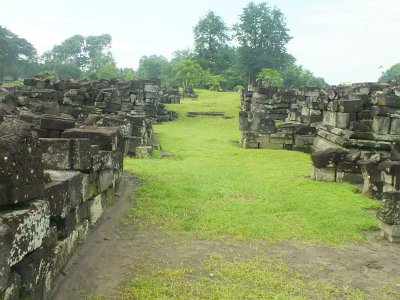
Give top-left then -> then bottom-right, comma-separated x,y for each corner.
1,0 -> 399,84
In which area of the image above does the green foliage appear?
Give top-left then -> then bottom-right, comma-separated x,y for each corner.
256,68 -> 283,87
194,11 -> 231,73
0,26 -> 37,80
281,63 -> 326,87
137,55 -> 171,83
172,59 -> 203,88
234,2 -> 292,80
379,63 -> 400,83
2,80 -> 23,87
125,90 -> 379,244
41,33 -> 115,78
39,62 -> 82,79
119,68 -> 136,81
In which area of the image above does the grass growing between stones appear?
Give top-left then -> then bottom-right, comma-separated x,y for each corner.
124,90 -> 379,245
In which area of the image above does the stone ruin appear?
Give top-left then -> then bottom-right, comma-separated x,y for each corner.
239,78 -> 400,242
239,86 -> 319,152
160,86 -> 181,104
0,76 -> 179,298
183,86 -> 198,99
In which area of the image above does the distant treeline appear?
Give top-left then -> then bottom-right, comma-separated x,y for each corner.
1,2 -> 398,89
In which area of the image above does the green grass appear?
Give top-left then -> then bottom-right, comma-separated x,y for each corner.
114,254 -> 364,300
124,89 -> 379,244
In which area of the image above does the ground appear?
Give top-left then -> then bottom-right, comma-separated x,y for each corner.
51,91 -> 400,299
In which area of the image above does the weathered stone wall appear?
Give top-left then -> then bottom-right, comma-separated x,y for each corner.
0,76 -> 181,298
239,86 -> 318,152
240,78 -> 400,243
0,116 -> 125,299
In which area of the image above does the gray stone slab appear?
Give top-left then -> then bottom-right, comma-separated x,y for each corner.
0,200 -> 50,266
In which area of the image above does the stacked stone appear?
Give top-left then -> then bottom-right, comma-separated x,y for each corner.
313,83 -> 389,152
0,116 -> 125,299
311,82 -> 400,182
286,87 -> 328,126
160,87 -> 181,104
239,87 -> 297,149
183,86 -> 198,98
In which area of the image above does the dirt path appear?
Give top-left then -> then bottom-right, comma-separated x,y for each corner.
50,173 -> 400,299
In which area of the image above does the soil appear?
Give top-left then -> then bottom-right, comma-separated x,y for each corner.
50,173 -> 400,299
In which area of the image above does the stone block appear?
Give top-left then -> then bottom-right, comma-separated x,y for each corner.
312,166 -> 336,182
136,146 -> 153,158
88,193 -> 106,224
323,111 -> 336,127
71,139 -> 92,171
336,112 -> 356,129
311,148 -> 348,168
46,171 -> 83,209
44,180 -> 69,218
13,247 -> 53,299
338,99 -> 363,113
55,208 -> 78,239
372,116 -> 391,135
91,150 -> 122,171
0,200 -> 50,266
0,224 -> 12,292
94,115 -> 133,138
40,138 -> 71,170
39,116 -> 75,131
51,230 -> 78,278
390,118 -> 400,135
294,135 -> 315,146
97,170 -> 115,193
128,137 -> 143,154
0,119 -> 44,206
336,172 -> 364,184
62,127 -> 123,152
77,219 -> 89,244
377,192 -> 400,225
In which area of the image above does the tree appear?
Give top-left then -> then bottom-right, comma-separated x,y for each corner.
0,26 -> 37,80
39,62 -> 82,79
379,63 -> 400,83
234,2 -> 291,81
172,59 -> 203,89
137,55 -> 170,82
193,11 -> 231,73
119,68 -> 136,81
41,34 -> 113,72
256,68 -> 283,87
281,64 -> 326,87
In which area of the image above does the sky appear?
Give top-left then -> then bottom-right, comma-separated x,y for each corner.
1,0 -> 399,84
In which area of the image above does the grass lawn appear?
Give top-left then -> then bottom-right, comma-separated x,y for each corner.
91,90 -> 390,300
124,90 -> 379,245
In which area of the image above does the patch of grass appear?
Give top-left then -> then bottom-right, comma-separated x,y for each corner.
115,254 -> 364,299
124,89 -> 379,244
